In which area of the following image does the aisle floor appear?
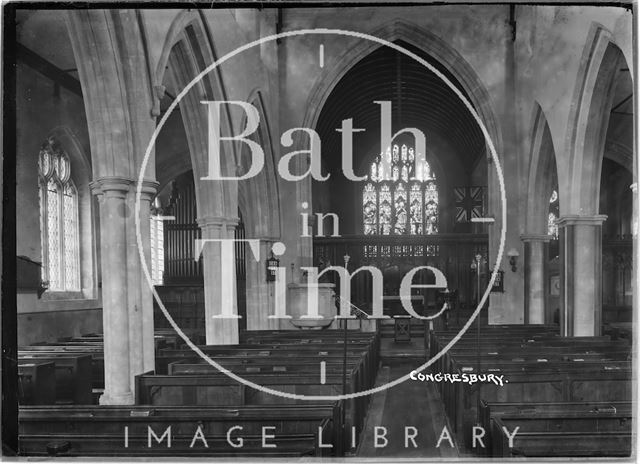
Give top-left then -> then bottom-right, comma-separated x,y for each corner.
356,360 -> 459,458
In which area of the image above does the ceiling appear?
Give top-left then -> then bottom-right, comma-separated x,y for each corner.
16,9 -> 77,72
315,40 -> 486,177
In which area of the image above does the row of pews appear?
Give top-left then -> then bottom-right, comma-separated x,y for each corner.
429,324 -> 633,457
18,328 -> 380,457
17,329 -> 189,404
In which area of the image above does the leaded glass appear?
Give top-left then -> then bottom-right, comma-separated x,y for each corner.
47,179 -> 61,290
362,143 -> 439,236
548,189 -> 559,239
378,184 -> 392,235
58,154 -> 71,183
401,165 -> 409,182
63,183 -> 80,290
370,162 -> 378,182
38,137 -> 81,292
548,212 -> 558,239
393,183 -> 407,234
409,183 -> 423,235
362,183 -> 377,235
392,165 -> 399,182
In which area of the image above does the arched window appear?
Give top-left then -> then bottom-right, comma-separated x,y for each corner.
548,189 -> 559,239
362,143 -> 438,235
38,137 -> 80,291
150,197 -> 165,286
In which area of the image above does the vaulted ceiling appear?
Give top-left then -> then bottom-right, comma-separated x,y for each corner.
315,40 -> 486,177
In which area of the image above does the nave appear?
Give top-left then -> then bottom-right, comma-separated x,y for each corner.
8,4 -> 636,460
17,315 -> 633,458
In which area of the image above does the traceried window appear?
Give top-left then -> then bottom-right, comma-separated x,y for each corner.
38,138 -> 80,291
548,189 -> 559,239
362,143 -> 438,235
150,198 -> 165,286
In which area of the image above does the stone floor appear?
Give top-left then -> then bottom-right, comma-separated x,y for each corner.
356,359 -> 459,458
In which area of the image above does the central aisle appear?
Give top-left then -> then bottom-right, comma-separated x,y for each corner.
356,359 -> 459,458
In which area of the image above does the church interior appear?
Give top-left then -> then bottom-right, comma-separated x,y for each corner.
5,4 -> 637,458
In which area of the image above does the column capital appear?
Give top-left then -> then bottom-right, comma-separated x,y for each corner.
138,180 -> 159,199
630,182 -> 637,193
556,215 -> 607,227
197,216 -> 226,230
90,176 -> 132,198
520,234 -> 553,243
90,177 -> 159,198
226,217 -> 240,229
196,216 -> 240,230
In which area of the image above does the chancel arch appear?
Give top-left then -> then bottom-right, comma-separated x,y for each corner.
311,37 -> 490,315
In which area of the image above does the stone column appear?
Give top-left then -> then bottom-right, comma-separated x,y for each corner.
226,220 -> 240,331
92,178 -> 134,405
198,216 -> 240,345
557,215 -> 607,336
246,238 -> 279,330
521,234 -> 552,324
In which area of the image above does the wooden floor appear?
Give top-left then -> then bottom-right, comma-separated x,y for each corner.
357,358 -> 458,458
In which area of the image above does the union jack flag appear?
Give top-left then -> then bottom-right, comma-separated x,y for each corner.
454,186 -> 484,222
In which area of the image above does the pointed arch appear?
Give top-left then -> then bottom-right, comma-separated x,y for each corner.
302,19 -> 503,158
526,104 -> 560,234
565,23 -> 628,215
237,89 -> 282,239
158,13 -> 237,220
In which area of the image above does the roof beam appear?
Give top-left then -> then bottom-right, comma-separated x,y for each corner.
17,43 -> 82,97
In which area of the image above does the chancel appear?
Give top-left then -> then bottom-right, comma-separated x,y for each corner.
7,3 -> 636,460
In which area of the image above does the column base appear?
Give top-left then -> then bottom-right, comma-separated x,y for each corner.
99,391 -> 134,405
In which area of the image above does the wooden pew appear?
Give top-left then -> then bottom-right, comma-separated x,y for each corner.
430,329 -> 632,452
491,413 -> 632,457
19,347 -> 104,389
156,345 -> 376,386
18,361 -> 56,405
19,403 -> 342,457
479,400 -> 632,456
450,362 -> 631,447
161,352 -> 373,388
18,353 -> 92,404
135,370 -> 365,451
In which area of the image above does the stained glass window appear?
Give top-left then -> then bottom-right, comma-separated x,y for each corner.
362,143 -> 439,235
150,198 -> 165,285
548,190 -> 559,239
38,138 -> 80,291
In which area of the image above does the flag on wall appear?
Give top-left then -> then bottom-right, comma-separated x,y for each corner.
454,186 -> 484,222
